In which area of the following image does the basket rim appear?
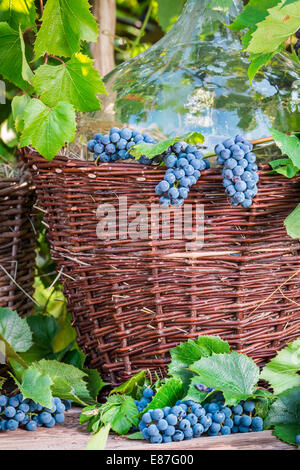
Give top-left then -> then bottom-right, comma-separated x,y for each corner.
20,147 -> 278,175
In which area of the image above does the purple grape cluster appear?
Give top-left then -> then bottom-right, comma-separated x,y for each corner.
138,398 -> 263,444
88,126 -> 156,164
155,142 -> 210,207
215,135 -> 259,208
0,393 -> 71,432
135,387 -> 155,412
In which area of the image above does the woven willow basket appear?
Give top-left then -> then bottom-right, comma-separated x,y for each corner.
0,168 -> 36,316
23,149 -> 300,385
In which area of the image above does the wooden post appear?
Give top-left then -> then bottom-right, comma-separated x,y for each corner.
92,0 -> 116,77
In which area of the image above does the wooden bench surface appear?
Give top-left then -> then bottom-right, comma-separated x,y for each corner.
0,408 -> 294,450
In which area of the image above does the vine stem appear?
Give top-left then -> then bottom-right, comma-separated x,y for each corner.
40,0 -> 44,16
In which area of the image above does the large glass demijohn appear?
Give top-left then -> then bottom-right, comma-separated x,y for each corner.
76,0 -> 300,153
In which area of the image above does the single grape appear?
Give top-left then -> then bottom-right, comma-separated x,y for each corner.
151,409 -> 164,421
4,406 -> 16,418
148,424 -> 159,436
240,415 -> 252,427
26,421 -> 38,431
166,414 -> 177,426
164,425 -> 176,436
6,419 -> 19,431
157,419 -> 168,431
172,430 -> 184,441
39,412 -> 52,425
221,426 -> 231,435
233,404 -> 243,416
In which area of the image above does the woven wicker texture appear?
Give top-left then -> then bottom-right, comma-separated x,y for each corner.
23,149 -> 300,384
0,169 -> 36,316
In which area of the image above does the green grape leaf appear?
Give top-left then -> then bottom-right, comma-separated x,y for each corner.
248,51 -> 277,84
190,352 -> 260,406
19,25 -> 33,84
230,0 -> 279,31
0,307 -> 32,353
31,359 -> 95,405
126,431 -> 145,440
142,378 -> 184,413
157,0 -> 184,31
12,94 -> 30,133
32,53 -> 106,111
13,368 -> 53,409
269,157 -> 299,178
102,395 -> 139,435
26,314 -> 60,356
83,368 -> 109,400
281,0 -> 299,6
86,424 -> 111,450
246,1 -> 300,54
168,335 -> 230,390
130,132 -> 204,160
183,375 -> 215,404
34,0 -> 98,58
0,22 -> 29,89
110,370 -> 147,398
0,0 -> 37,30
284,203 -> 300,238
264,387 -> 300,447
270,128 -> 300,168
260,339 -> 300,394
20,98 -> 76,160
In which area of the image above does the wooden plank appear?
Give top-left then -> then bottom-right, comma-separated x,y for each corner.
0,408 -> 295,451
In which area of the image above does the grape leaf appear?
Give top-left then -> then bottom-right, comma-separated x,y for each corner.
86,424 -> 111,450
19,25 -> 33,84
12,94 -> 30,133
84,368 -> 109,400
26,314 -> 60,356
0,22 -> 29,89
168,335 -> 230,390
269,157 -> 299,178
190,352 -> 260,406
246,1 -> 300,54
264,387 -> 300,446
230,0 -> 280,31
20,98 -> 76,160
142,378 -> 184,413
32,53 -> 106,112
101,395 -> 139,435
0,307 -> 32,353
260,339 -> 300,394
284,203 -> 300,238
247,51 -> 277,84
0,0 -> 37,30
270,128 -> 300,168
126,431 -> 145,440
130,132 -> 204,160
157,0 -> 184,31
34,0 -> 98,58
13,368 -> 53,409
281,0 -> 299,6
110,370 -> 147,398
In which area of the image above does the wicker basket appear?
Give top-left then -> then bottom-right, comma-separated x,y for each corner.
0,168 -> 36,316
22,149 -> 300,384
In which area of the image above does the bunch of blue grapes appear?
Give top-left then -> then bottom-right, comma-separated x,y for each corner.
155,142 -> 210,207
138,398 -> 263,444
135,387 -> 155,412
215,135 -> 259,209
0,393 -> 71,432
88,127 -> 156,164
